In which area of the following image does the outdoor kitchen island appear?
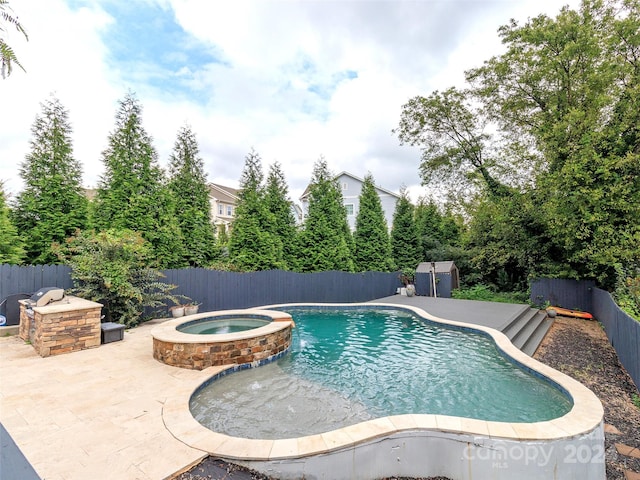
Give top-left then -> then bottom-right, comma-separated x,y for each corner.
19,295 -> 103,357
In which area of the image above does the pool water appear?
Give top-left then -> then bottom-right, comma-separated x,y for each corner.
178,317 -> 270,335
189,307 -> 573,439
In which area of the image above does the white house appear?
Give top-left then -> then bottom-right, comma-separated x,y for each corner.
207,183 -> 304,235
208,183 -> 239,235
299,172 -> 401,231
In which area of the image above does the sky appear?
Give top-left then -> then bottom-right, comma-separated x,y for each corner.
1,0 -> 579,205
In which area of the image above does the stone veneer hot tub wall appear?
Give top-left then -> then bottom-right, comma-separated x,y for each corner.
152,309 -> 294,370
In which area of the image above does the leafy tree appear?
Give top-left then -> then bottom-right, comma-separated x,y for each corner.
298,158 -> 354,272
91,93 -> 186,268
353,173 -> 394,272
56,229 -> 182,326
264,161 -> 298,270
467,0 -> 640,288
397,0 -> 640,290
228,149 -> 283,271
0,183 -> 24,263
390,188 -> 421,272
396,87 -> 514,202
11,96 -> 87,264
464,191 -> 563,291
167,125 -> 217,267
0,0 -> 28,79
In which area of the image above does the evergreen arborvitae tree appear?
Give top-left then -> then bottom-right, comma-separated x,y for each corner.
264,161 -> 298,270
390,188 -> 421,272
298,158 -> 354,272
91,93 -> 186,268
228,149 -> 283,271
12,96 -> 87,264
167,125 -> 217,267
353,173 -> 394,272
0,183 -> 25,264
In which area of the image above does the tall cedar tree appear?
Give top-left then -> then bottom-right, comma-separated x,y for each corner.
353,173 -> 394,272
390,188 -> 421,272
228,150 -> 283,271
264,161 -> 298,271
0,183 -> 24,263
414,199 -> 462,254
298,158 -> 354,272
12,96 -> 87,264
91,93 -> 186,268
167,125 -> 217,267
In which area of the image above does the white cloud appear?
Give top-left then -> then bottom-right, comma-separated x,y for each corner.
1,0 -> 580,204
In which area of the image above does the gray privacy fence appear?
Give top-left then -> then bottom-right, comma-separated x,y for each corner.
0,264 -> 74,300
161,269 -> 400,311
531,278 -> 639,390
0,264 -> 400,316
592,288 -> 640,392
530,278 -> 596,311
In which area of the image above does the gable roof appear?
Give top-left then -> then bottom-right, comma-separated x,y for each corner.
209,183 -> 239,203
299,171 -> 400,201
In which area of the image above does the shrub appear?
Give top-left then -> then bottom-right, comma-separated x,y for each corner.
452,284 -> 528,304
614,263 -> 640,321
55,229 -> 184,326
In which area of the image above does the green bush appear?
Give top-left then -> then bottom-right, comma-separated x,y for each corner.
614,263 -> 640,321
452,284 -> 528,304
55,229 -> 185,326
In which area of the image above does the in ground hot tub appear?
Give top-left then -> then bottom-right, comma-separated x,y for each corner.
178,317 -> 270,335
151,309 -> 294,370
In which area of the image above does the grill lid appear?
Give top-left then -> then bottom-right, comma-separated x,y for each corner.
28,287 -> 65,307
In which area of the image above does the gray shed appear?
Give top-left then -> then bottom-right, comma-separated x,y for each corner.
415,261 -> 460,298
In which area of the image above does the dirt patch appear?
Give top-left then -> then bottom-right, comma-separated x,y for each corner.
175,316 -> 640,480
534,316 -> 640,479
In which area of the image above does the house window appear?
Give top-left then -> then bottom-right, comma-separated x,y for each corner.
342,182 -> 348,190
345,204 -> 354,216
227,205 -> 233,216
218,204 -> 223,215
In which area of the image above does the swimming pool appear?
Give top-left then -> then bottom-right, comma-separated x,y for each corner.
190,307 -> 572,438
162,303 -> 605,480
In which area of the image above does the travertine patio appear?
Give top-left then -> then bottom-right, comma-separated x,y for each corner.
0,318 -> 219,480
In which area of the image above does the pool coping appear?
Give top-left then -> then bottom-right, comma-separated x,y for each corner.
161,302 -> 604,461
151,309 -> 294,344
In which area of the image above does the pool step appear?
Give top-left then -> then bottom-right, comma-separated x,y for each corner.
502,308 -> 553,357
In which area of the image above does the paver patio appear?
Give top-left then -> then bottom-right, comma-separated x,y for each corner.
0,319 -> 216,480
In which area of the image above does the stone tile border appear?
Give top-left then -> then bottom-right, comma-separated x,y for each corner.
162,303 -> 605,480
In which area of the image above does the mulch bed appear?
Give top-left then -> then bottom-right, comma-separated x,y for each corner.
175,316 -> 640,480
534,316 -> 640,480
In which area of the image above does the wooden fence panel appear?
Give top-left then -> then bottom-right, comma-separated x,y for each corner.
529,278 -> 596,312
0,264 -> 73,300
593,288 -> 640,390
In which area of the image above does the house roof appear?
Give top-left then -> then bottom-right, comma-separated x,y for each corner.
299,171 -> 400,201
209,183 -> 239,203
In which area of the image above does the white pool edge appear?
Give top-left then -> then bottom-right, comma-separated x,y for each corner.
161,302 -> 605,480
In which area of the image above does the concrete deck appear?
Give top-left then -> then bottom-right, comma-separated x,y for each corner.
371,294 -> 529,331
0,298 -> 548,480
